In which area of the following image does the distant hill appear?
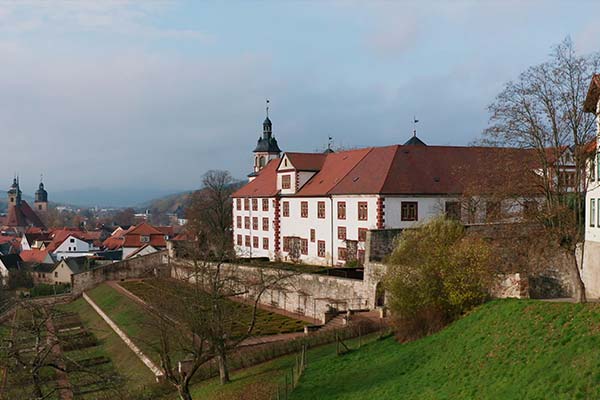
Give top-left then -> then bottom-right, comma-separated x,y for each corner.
140,180 -> 246,215
51,187 -> 187,208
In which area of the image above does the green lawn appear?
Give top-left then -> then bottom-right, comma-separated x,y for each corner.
290,299 -> 600,400
57,296 -> 157,391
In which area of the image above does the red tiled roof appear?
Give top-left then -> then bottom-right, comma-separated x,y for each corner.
232,159 -> 280,198
283,153 -> 328,171
156,226 -> 175,237
297,148 -> 372,196
122,235 -> 166,248
20,249 -> 49,263
6,201 -> 46,230
233,144 -> 545,198
127,222 -> 163,236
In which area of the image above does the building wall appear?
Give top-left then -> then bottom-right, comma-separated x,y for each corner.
53,236 -> 96,260
583,97 -> 600,297
232,197 -> 277,259
384,196 -> 455,228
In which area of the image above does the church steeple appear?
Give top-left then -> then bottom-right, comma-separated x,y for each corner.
250,100 -> 282,178
7,176 -> 22,205
35,175 -> 48,212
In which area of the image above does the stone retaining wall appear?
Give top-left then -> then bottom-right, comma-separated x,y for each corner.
71,252 -> 169,296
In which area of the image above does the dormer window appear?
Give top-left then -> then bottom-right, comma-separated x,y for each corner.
282,175 -> 291,189
141,235 -> 150,243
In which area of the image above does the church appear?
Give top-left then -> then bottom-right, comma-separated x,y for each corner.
231,110 -> 569,267
1,177 -> 48,233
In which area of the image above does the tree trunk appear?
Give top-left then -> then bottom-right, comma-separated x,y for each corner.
177,384 -> 193,400
218,351 -> 230,384
569,249 -> 587,303
32,371 -> 43,399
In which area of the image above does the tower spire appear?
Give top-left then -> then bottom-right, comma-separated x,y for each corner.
413,116 -> 419,137
266,98 -> 269,118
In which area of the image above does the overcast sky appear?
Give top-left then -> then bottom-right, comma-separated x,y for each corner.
1,0 -> 599,195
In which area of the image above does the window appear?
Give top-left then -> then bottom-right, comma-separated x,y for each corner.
237,235 -> 242,246
263,237 -> 269,250
252,217 -> 258,230
317,201 -> 326,219
338,247 -> 347,261
236,216 -> 242,228
70,238 -> 75,243
141,235 -> 150,243
38,205 -> 42,210
262,217 -> 269,231
244,198 -> 249,210
283,201 -> 290,217
301,201 -> 308,218
592,157 -> 597,181
252,198 -> 258,211
358,202 -> 368,221
236,199 -> 241,210
301,238 -> 308,255
310,229 -> 315,243
445,201 -> 461,220
262,198 -> 269,211
245,235 -> 251,247
283,237 -> 290,252
337,226 -> 346,240
591,199 -> 596,227
317,240 -> 326,257
54,271 -> 58,278
282,175 -> 291,189
401,202 -> 418,221
244,217 -> 250,229
253,236 -> 259,248
358,228 -> 368,242
337,202 -> 346,219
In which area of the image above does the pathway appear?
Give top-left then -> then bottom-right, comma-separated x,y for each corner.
82,292 -> 163,381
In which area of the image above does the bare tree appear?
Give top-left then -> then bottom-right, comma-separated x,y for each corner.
482,37 -> 600,302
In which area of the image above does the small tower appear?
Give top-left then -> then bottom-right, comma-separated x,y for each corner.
34,177 -> 48,213
7,176 -> 21,206
250,100 -> 282,178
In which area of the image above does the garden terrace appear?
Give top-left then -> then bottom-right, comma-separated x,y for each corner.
118,278 -> 308,337
237,258 -> 365,280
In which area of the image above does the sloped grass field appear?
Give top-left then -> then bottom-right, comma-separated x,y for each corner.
290,299 -> 600,400
119,279 -> 307,336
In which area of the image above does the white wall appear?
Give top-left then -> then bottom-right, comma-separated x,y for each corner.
53,235 -> 97,260
384,196 -> 454,228
233,197 -> 277,259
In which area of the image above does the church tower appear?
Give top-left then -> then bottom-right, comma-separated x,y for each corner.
250,101 -> 281,180
34,177 -> 48,213
7,177 -> 21,206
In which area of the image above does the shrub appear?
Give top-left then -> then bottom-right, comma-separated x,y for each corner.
385,217 -> 493,341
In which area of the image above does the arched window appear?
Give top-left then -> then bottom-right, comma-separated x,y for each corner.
259,156 -> 266,167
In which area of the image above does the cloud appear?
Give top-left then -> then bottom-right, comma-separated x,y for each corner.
0,2 -> 212,41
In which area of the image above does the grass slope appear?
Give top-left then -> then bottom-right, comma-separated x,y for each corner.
291,299 -> 600,400
58,296 -> 156,389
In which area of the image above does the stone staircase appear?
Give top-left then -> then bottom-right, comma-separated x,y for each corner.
319,313 -> 347,332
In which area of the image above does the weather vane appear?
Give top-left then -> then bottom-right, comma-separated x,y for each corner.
413,116 -> 419,137
266,98 -> 270,118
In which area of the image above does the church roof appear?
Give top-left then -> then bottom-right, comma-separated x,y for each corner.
253,136 -> 282,153
6,201 -> 46,230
